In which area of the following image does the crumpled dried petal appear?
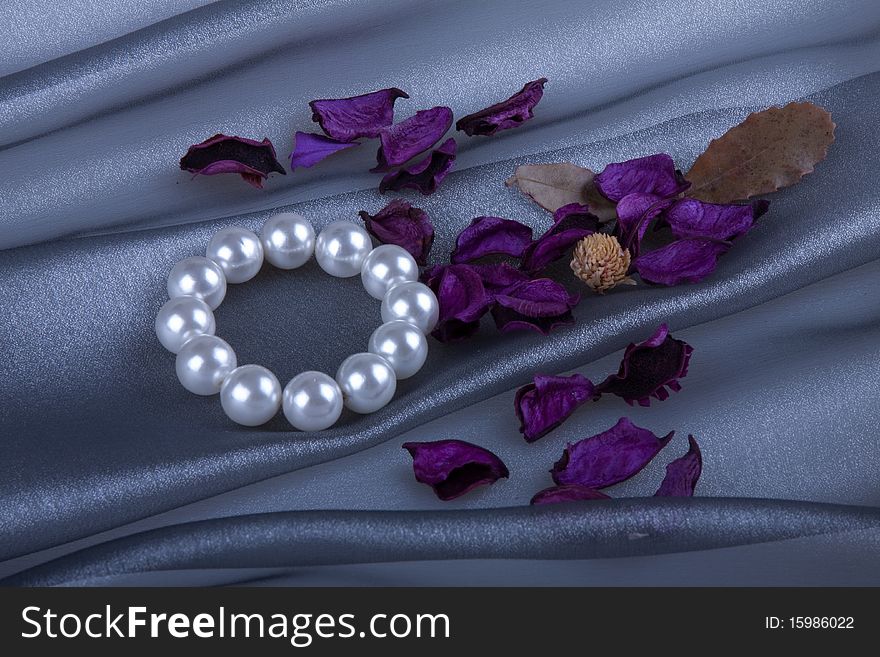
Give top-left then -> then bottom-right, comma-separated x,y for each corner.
378,137 -> 456,195
663,198 -> 770,241
594,154 -> 690,202
289,132 -> 358,170
450,216 -> 534,264
551,417 -> 674,489
374,106 -> 453,170
456,78 -> 548,137
615,193 -> 675,255
421,263 -> 493,342
403,439 -> 509,501
309,87 -> 409,141
596,324 -> 693,406
633,237 -> 731,286
180,133 -> 286,188
514,373 -> 597,442
491,278 -> 580,335
468,262 -> 530,295
655,435 -> 702,497
530,484 -> 610,505
358,199 -> 434,265
520,203 -> 599,273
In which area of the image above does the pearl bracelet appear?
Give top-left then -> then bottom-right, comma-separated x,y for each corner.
155,213 -> 439,431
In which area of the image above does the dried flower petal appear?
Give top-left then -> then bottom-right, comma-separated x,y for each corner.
570,234 -> 635,294
358,199 -> 434,265
179,133 -> 286,188
663,198 -> 770,241
614,193 -> 675,255
596,324 -> 693,406
289,132 -> 358,170
309,87 -> 409,141
633,237 -> 730,286
403,439 -> 509,501
456,78 -> 548,136
520,203 -> 599,273
594,154 -> 689,202
378,137 -> 456,195
551,417 -> 674,489
491,278 -> 580,335
374,106 -> 453,170
655,435 -> 702,497
468,262 -> 531,295
421,263 -> 493,342
530,484 -> 610,505
450,216 -> 534,264
515,373 -> 597,442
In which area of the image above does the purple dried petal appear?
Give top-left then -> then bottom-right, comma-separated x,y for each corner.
309,87 -> 409,141
530,484 -> 610,505
468,263 -> 531,295
514,373 -> 597,442
358,199 -> 434,265
179,133 -> 286,188
378,137 -> 456,196
634,237 -> 731,286
289,132 -> 358,170
594,154 -> 690,202
491,278 -> 580,335
456,78 -> 548,137
450,216 -> 534,264
663,198 -> 770,241
374,106 -> 453,170
615,193 -> 675,255
551,417 -> 674,489
655,435 -> 702,497
421,263 -> 493,342
403,439 -> 509,501
596,324 -> 693,407
520,203 -> 599,272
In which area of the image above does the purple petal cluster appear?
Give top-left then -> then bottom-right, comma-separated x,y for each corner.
179,133 -> 286,188
403,439 -> 509,500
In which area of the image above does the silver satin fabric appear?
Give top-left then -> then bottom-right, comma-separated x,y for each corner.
1,0 -> 879,585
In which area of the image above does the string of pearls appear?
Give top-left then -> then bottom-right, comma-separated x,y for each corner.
155,213 -> 439,431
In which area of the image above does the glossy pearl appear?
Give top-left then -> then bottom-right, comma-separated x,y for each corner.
335,353 -> 396,413
368,320 -> 428,379
360,244 -> 418,299
155,296 -> 216,353
167,256 -> 227,310
282,371 -> 344,431
380,281 -> 439,334
315,220 -> 373,277
260,212 -> 315,270
175,335 -> 237,395
220,364 -> 281,426
206,227 -> 264,284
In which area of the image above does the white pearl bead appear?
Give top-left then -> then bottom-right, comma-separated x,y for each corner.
260,212 -> 315,270
380,281 -> 439,334
167,256 -> 227,310
206,227 -> 264,284
282,371 -> 344,431
220,364 -> 281,426
360,244 -> 418,299
335,353 -> 396,414
315,220 -> 373,277
368,320 -> 428,379
175,335 -> 237,395
155,296 -> 216,353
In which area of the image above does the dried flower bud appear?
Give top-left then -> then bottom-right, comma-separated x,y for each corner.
570,233 -> 635,293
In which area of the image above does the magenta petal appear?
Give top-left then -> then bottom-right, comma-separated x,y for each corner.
514,373 -> 597,442
663,198 -> 770,241
596,324 -> 693,406
615,193 -> 674,255
491,278 -> 580,335
403,440 -> 509,501
378,137 -> 456,195
421,263 -> 493,342
358,199 -> 434,265
456,78 -> 548,136
289,132 -> 358,170
655,435 -> 703,497
594,154 -> 689,202
520,203 -> 599,272
180,133 -> 286,188
374,106 -> 453,170
551,417 -> 674,489
309,87 -> 409,141
530,484 -> 610,505
450,216 -> 534,263
634,237 -> 731,286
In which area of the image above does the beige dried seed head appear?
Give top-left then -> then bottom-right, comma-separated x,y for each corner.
570,233 -> 636,294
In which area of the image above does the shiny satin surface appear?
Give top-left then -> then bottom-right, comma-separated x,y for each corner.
1,0 -> 879,585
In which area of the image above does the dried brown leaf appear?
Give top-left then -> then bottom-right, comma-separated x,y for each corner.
686,101 -> 835,203
506,162 -> 616,222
